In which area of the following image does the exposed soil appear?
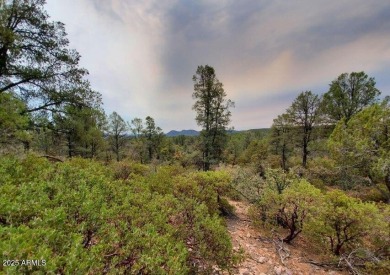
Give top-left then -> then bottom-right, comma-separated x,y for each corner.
226,199 -> 346,275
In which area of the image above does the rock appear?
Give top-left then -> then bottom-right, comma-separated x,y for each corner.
247,233 -> 251,238
258,256 -> 267,264
274,265 -> 284,275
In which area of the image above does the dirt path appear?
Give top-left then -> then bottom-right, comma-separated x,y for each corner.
226,200 -> 345,275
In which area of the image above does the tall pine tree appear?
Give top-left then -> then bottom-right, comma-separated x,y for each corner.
192,65 -> 234,171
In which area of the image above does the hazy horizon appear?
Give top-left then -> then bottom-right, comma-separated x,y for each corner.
46,0 -> 390,131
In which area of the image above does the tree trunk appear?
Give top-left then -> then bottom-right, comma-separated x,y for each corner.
334,243 -> 343,256
67,134 -> 72,158
0,46 -> 8,78
385,168 -> 390,203
115,135 -> 120,161
302,137 -> 308,168
203,150 -> 210,171
282,144 -> 287,171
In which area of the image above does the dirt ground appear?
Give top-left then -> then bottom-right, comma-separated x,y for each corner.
225,200 -> 347,275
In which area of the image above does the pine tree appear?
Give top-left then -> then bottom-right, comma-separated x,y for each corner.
192,65 -> 234,171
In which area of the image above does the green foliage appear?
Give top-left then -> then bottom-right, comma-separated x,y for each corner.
251,179 -> 322,243
228,166 -> 298,203
0,155 -> 238,274
238,138 -> 269,168
265,168 -> 298,194
322,71 -> 380,122
192,65 -> 234,171
110,160 -> 150,180
306,156 -> 338,189
143,116 -> 165,162
286,91 -> 323,168
51,105 -> 107,158
228,166 -> 264,202
270,114 -> 293,171
0,0 -> 103,156
168,135 -> 204,169
328,102 -> 390,199
306,190 -> 387,256
0,0 -> 101,115
365,260 -> 390,275
249,172 -> 389,268
0,92 -> 29,146
269,91 -> 324,170
172,170 -> 233,216
107,111 -> 128,161
127,116 -> 166,163
224,134 -> 244,165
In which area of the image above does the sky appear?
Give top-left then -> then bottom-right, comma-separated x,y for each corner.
45,0 -> 390,132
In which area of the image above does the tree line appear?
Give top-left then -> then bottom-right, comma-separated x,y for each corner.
1,1 -> 389,273
0,0 -> 388,191
1,1 -> 388,184
0,1 -> 231,172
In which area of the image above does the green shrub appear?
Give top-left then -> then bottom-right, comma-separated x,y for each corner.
173,170 -> 232,216
110,160 -> 150,180
306,190 -> 386,256
228,166 -> 264,202
0,156 -> 238,274
250,179 -> 322,243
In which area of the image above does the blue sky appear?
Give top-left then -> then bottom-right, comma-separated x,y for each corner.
46,0 -> 390,131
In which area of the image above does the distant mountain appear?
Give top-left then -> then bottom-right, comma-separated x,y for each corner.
166,128 -> 270,137
166,129 -> 199,137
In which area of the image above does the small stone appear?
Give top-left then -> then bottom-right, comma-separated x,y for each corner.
247,233 -> 251,238
274,265 -> 284,275
258,256 -> 267,264
212,265 -> 221,273
239,269 -> 252,275
284,268 -> 293,275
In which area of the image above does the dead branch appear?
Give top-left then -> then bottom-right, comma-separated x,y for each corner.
104,253 -> 119,258
305,259 -> 340,268
338,248 -> 381,275
339,255 -> 361,275
305,259 -> 346,272
40,155 -> 64,162
306,248 -> 384,274
273,239 -> 290,265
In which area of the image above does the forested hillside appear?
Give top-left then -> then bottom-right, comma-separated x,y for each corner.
1,1 -> 389,274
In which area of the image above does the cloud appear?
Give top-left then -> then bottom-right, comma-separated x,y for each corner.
45,0 -> 390,131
